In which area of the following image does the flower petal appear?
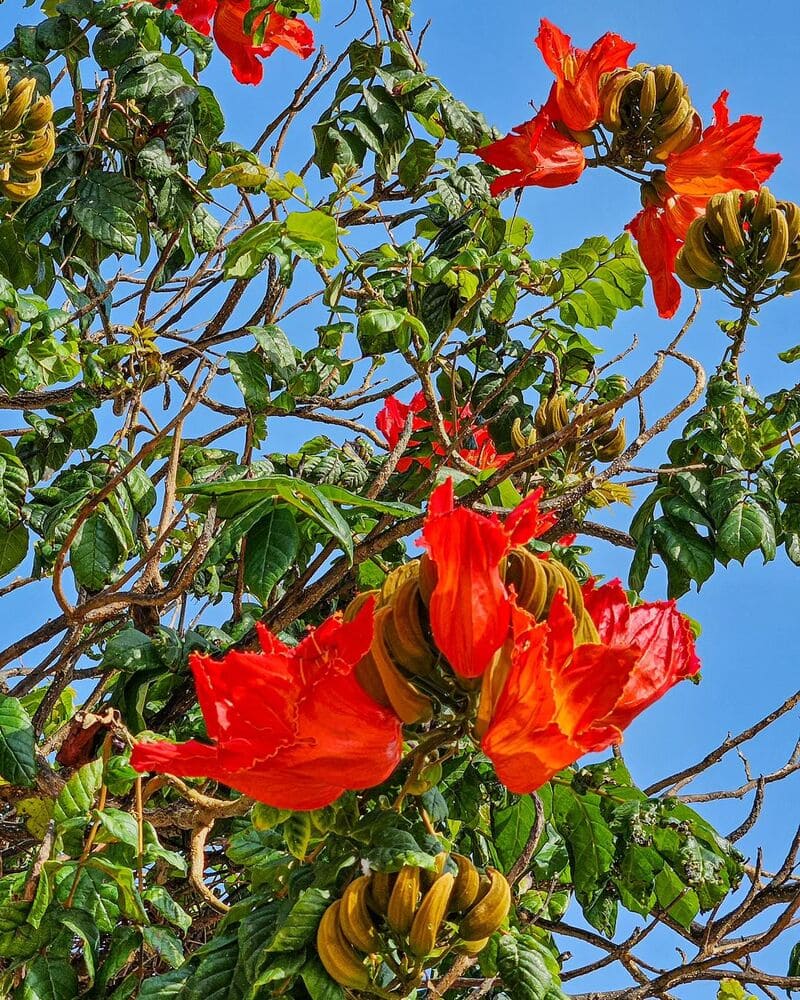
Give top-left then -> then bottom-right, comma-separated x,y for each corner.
583,578 -> 701,730
421,499 -> 512,678
666,91 -> 781,198
627,204 -> 683,319
478,109 -> 586,194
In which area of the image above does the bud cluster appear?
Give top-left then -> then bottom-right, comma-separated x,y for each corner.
317,857 -> 511,991
674,187 -> 800,303
344,542 -> 601,728
0,65 -> 55,204
599,64 -> 701,170
511,392 -> 627,466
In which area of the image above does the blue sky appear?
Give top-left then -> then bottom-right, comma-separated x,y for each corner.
2,0 -> 799,991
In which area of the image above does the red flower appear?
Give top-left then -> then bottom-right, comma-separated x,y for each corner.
480,580 -> 701,794
376,392 -> 512,471
535,19 -> 635,132
161,0 -> 314,84
666,91 -> 781,199
419,478 -> 557,679
130,599 -> 403,810
481,596 -> 639,793
581,577 -> 701,730
375,392 -> 430,473
627,202 -> 684,319
477,108 -> 586,195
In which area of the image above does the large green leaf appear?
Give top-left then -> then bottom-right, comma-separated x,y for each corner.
54,758 -> 104,823
244,507 -> 300,603
284,210 -> 339,267
301,955 -> 345,1000
0,693 -> 36,787
267,888 -> 330,953
497,932 -> 569,1000
20,956 -> 78,1000
183,475 -> 354,559
653,519 -> 715,589
0,439 -> 28,529
553,784 -> 615,906
492,795 -> 539,873
717,502 -> 771,562
228,350 -> 271,412
0,523 -> 29,577
72,171 -> 140,254
71,514 -> 120,590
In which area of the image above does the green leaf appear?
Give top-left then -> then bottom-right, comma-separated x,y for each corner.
365,827 -> 437,872
553,785 -> 615,908
187,933 -> 240,1000
285,210 -> 339,267
94,927 -> 143,996
0,522 -> 29,576
283,812 -> 313,859
717,502 -> 770,563
653,519 -> 715,589
0,694 -> 36,787
301,955 -> 345,1000
223,222 -> 283,280
71,514 -> 120,590
138,967 -> 192,998
183,475 -> 353,560
54,758 -> 103,823
243,507 -> 299,603
0,440 -> 28,529
94,807 -> 140,847
654,863 -> 700,928
718,979 -> 756,999
554,234 -> 645,330
249,325 -> 296,382
252,951 -> 307,990
228,350 -> 271,412
398,138 -> 436,189
144,886 -> 192,932
491,275 -> 518,324
143,925 -> 185,969
268,888 -> 330,952
72,171 -> 140,254
492,796 -> 539,874
497,932 -> 569,1000
58,908 -> 99,983
21,956 -> 78,1000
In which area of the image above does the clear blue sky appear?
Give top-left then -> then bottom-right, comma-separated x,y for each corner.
2,0 -> 799,991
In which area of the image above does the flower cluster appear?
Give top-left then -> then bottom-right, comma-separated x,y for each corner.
132,480 -> 700,809
478,19 -> 780,318
420,480 -> 700,792
150,0 -> 315,84
376,392 -> 512,473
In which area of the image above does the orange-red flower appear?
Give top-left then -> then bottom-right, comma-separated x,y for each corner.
160,0 -> 314,84
665,91 -> 781,199
627,202 -> 685,319
419,478 -> 557,679
477,108 -> 586,194
628,92 -> 780,318
480,581 -> 700,794
376,392 -> 512,471
130,599 -> 403,810
581,577 -> 701,730
535,19 -> 636,132
481,595 -> 638,792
